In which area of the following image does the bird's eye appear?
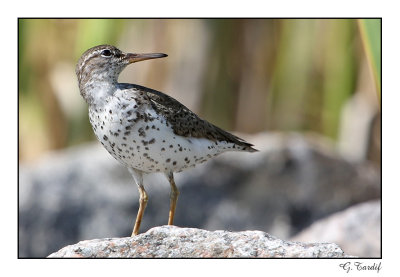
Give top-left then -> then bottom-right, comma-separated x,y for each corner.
101,49 -> 112,57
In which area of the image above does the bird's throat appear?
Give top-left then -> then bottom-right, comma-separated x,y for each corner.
80,80 -> 118,106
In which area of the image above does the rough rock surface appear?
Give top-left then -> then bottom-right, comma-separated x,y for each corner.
48,226 -> 350,258
19,132 -> 380,257
291,200 -> 381,257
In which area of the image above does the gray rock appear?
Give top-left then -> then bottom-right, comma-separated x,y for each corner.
48,226 -> 350,258
19,132 -> 380,257
291,200 -> 381,257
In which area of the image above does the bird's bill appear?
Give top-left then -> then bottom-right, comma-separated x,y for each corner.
126,53 -> 168,63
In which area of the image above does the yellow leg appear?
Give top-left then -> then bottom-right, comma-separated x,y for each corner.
167,172 -> 179,225
132,184 -> 148,236
129,168 -> 148,236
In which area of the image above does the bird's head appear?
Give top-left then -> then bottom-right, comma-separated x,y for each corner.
76,45 -> 167,102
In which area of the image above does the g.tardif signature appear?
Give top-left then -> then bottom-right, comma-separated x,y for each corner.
339,262 -> 382,273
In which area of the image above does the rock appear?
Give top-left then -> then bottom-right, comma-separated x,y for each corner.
291,200 -> 381,257
48,226 -> 350,258
19,132 -> 380,257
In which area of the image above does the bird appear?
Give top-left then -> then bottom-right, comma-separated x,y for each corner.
76,44 -> 258,236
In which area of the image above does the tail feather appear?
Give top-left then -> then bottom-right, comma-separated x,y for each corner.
214,125 -> 258,153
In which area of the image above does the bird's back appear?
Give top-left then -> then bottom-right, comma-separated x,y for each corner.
122,83 -> 258,152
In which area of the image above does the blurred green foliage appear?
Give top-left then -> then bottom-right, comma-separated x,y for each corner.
18,19 -> 380,161
359,19 -> 381,99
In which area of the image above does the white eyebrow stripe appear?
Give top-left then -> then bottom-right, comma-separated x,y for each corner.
81,50 -> 100,66
76,49 -> 103,77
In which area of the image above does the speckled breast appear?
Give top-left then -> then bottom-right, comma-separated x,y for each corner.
88,93 -> 230,173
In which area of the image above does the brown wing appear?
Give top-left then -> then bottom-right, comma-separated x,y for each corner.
126,84 -> 258,152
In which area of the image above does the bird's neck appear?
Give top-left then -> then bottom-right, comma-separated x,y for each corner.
79,77 -> 119,107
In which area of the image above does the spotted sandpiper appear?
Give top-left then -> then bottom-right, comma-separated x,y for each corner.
76,44 -> 257,236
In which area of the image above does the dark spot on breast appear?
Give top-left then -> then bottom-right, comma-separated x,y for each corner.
173,161 -> 177,166
166,158 -> 171,163
109,110 -> 112,114
103,135 -> 108,141
138,127 -> 146,137
149,138 -> 155,144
